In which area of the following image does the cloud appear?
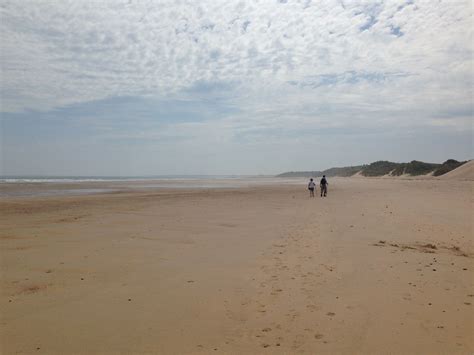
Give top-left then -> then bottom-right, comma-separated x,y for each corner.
1,0 -> 471,108
1,0 -> 472,174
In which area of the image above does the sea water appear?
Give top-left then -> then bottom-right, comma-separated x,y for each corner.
0,175 -> 302,198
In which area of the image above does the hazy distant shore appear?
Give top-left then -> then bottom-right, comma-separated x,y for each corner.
277,159 -> 471,178
2,160 -> 472,198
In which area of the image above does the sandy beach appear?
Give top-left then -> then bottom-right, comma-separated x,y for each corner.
1,178 -> 473,354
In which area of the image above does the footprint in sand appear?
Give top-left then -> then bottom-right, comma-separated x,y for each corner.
326,312 -> 335,317
314,333 -> 324,340
19,283 -> 49,295
320,264 -> 335,272
271,289 -> 283,295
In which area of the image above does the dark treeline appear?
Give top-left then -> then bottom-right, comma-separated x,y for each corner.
277,159 -> 467,178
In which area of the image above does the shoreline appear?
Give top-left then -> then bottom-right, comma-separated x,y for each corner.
2,172 -> 472,199
0,177 -> 308,199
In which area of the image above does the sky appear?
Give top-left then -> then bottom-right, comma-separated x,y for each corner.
1,0 -> 472,176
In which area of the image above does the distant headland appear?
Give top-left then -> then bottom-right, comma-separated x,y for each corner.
276,159 -> 470,178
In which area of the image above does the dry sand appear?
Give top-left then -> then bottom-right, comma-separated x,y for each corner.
1,178 -> 473,354
440,160 -> 474,181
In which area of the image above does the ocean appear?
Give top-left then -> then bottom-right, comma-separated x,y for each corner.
0,175 -> 244,183
0,175 -> 303,198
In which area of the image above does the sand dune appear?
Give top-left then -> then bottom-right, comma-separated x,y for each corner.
440,160 -> 474,180
1,178 -> 473,354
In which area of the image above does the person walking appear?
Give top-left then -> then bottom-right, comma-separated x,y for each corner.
308,178 -> 316,197
320,175 -> 328,197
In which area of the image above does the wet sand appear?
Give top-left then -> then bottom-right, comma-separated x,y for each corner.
0,178 -> 473,354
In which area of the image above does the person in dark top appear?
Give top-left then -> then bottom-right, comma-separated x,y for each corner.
320,175 -> 328,197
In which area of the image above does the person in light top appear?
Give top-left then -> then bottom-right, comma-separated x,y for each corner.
308,178 -> 316,197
